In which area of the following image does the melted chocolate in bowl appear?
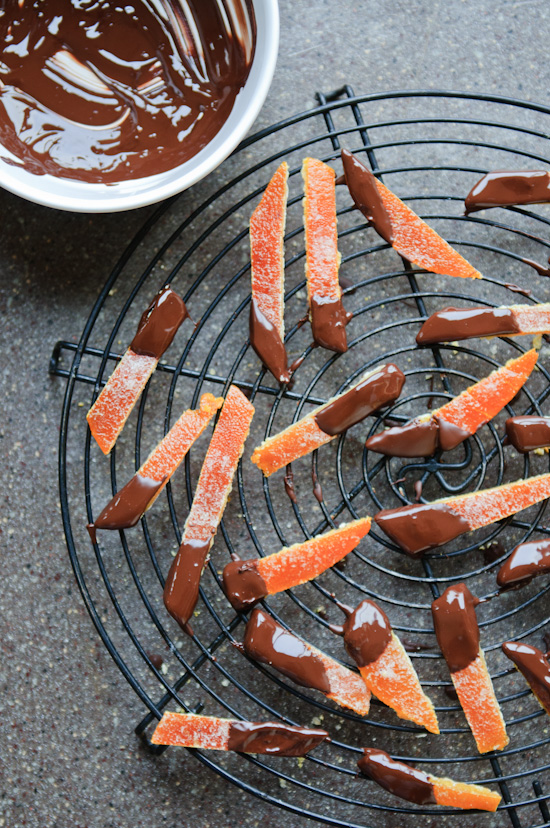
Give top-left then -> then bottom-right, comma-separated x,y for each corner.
0,0 -> 256,183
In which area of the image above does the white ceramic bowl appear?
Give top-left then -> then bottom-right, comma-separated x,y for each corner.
0,0 -> 279,213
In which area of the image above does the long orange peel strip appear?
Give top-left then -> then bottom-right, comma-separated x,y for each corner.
376,471 -> 550,556
251,366 -> 390,476
302,157 -> 349,353
249,162 -> 290,381
368,349 -> 538,455
223,517 -> 372,610
87,350 -> 158,455
163,386 -> 255,630
358,632 -> 439,734
450,651 -> 509,753
151,712 -> 328,755
374,177 -> 482,279
418,303 -> 550,344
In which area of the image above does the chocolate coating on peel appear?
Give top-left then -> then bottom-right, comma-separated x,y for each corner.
342,600 -> 392,667
502,641 -> 550,713
497,539 -> 550,588
432,584 -> 480,673
465,170 -> 550,213
341,150 -> 394,244
227,721 -> 328,755
222,558 -> 268,611
163,536 -> 212,632
416,307 -> 520,346
315,364 -> 405,437
310,295 -> 352,353
131,287 -> 189,358
357,749 -> 436,805
374,502 -> 471,557
243,608 -> 330,693
87,474 -> 165,543
505,416 -> 550,453
0,1 -> 255,183
249,298 -> 290,383
366,416 -> 471,457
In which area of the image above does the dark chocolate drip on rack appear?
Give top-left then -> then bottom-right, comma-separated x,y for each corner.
497,538 -> 550,588
87,474 -> 165,543
341,149 -> 394,244
131,287 -> 189,358
416,306 -> 520,345
375,502 -> 471,556
243,608 -> 330,693
315,364 -> 405,436
502,641 -> 550,712
227,721 -> 328,755
249,298 -> 290,383
432,584 -> 480,673
505,416 -> 550,453
465,170 -> 550,213
222,555 -> 268,611
521,256 -> 550,277
312,467 -> 323,502
357,749 -> 436,805
284,464 -> 297,503
342,599 -> 392,667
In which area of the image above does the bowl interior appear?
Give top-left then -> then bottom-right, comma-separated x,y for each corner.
0,0 -> 279,213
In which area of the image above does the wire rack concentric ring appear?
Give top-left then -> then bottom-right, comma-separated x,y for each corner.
51,88 -> 550,827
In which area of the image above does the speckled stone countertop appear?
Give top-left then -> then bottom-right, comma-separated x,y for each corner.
2,2 -> 550,827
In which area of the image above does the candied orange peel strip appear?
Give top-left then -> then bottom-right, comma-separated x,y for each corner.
431,777 -> 501,811
417,303 -> 550,345
302,157 -> 350,352
87,350 -> 158,455
151,712 -> 328,755
163,386 -> 255,631
451,652 -> 509,753
367,349 -> 538,456
249,162 -> 290,382
223,518 -> 371,611
374,177 -> 481,279
252,365 -> 402,476
358,633 -> 439,734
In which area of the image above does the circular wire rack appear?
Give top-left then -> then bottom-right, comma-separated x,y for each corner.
51,88 -> 550,827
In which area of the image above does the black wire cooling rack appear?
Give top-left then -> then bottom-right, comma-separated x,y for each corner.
50,88 -> 550,827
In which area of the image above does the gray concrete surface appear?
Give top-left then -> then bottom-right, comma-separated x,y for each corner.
2,1 -> 550,827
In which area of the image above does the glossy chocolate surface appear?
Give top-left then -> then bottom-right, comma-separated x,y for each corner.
243,608 -> 330,693
432,584 -> 480,673
366,416 -> 470,457
227,721 -> 328,755
0,0 -> 255,182
497,538 -> 550,588
315,364 -> 405,437
416,306 -> 520,346
88,474 -> 164,543
222,557 -> 268,611
310,295 -> 351,353
249,298 -> 290,383
502,641 -> 550,713
342,599 -> 392,667
131,287 -> 188,358
375,502 -> 471,556
357,749 -> 435,805
465,170 -> 550,213
341,149 -> 394,244
505,416 -> 550,453
163,536 -> 212,632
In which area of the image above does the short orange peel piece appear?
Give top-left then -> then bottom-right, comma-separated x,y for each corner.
431,776 -> 501,811
450,652 -> 509,753
250,162 -> 288,341
358,633 -> 439,734
152,712 -> 231,750
258,517 -> 371,594
375,177 -> 482,279
87,350 -> 157,455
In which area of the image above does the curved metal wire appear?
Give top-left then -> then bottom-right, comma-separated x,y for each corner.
53,88 -> 550,827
